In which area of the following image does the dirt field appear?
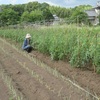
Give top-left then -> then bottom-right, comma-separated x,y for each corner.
0,38 -> 100,100
0,76 -> 10,100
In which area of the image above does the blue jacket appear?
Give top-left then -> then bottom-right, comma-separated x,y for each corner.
22,39 -> 31,50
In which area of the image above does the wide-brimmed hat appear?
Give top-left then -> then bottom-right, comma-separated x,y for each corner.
26,33 -> 31,38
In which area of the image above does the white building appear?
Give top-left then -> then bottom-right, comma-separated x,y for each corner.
53,14 -> 60,25
85,1 -> 100,25
85,8 -> 99,25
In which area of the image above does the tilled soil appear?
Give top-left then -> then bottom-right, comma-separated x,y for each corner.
0,75 -> 10,100
31,50 -> 100,98
0,38 -> 99,100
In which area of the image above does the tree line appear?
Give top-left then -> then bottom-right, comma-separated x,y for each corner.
0,1 -> 92,26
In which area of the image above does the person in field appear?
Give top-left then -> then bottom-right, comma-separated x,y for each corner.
22,33 -> 33,53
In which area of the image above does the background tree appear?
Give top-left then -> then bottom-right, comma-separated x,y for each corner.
40,2 -> 49,10
30,10 -> 44,22
24,2 -> 41,12
0,2 -> 92,26
12,4 -> 25,16
21,11 -> 30,22
0,8 -> 18,26
40,3 -> 54,21
49,6 -> 72,18
42,8 -> 54,21
71,10 -> 89,24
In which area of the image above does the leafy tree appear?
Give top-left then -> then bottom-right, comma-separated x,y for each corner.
49,6 -> 72,18
42,8 -> 54,20
71,10 -> 89,24
0,2 -> 93,26
73,5 -> 92,12
12,4 -> 25,16
40,2 -> 49,10
1,4 -> 13,10
21,11 -> 30,22
24,2 -> 41,12
40,3 -> 54,21
30,10 -> 44,22
0,9 -> 18,26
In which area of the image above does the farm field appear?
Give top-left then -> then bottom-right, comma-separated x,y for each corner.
1,1 -> 100,100
0,26 -> 100,100
0,75 -> 10,100
0,25 -> 100,71
0,25 -> 100,100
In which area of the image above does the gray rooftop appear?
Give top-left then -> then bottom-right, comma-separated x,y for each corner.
85,9 -> 98,17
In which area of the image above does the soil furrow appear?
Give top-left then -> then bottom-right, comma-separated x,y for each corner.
0,51 -> 61,100
0,75 -> 10,100
0,38 -> 99,100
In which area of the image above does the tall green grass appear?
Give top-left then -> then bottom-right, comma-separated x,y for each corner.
0,25 -> 100,72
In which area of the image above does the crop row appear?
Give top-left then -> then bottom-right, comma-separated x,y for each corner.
0,25 -> 100,73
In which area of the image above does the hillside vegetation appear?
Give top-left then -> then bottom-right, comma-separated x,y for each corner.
0,2 -> 92,26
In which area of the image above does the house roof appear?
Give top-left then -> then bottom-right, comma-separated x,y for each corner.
53,14 -> 59,21
85,10 -> 98,17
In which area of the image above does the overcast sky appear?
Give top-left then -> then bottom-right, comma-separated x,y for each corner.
0,0 -> 99,8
